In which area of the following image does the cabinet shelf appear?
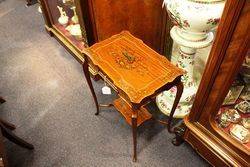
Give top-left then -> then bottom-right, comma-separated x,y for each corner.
55,23 -> 87,51
113,97 -> 152,127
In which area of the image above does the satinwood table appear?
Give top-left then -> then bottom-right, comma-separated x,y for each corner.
82,31 -> 184,162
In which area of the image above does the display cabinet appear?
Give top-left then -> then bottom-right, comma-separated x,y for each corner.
39,0 -> 172,79
39,0 -> 90,63
39,0 -> 171,63
183,0 -> 250,166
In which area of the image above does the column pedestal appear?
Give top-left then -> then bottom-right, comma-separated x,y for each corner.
156,26 -> 214,118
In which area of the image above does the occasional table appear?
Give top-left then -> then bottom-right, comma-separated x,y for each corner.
82,31 -> 184,161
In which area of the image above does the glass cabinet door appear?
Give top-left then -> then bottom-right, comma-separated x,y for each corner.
216,50 -> 250,151
44,0 -> 88,50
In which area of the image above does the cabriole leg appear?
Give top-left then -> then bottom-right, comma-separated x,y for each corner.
0,122 -> 34,150
82,61 -> 100,115
167,81 -> 184,133
131,109 -> 138,162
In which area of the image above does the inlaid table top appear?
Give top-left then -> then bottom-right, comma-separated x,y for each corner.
84,31 -> 184,103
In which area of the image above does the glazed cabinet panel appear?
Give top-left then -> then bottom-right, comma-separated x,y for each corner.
45,0 -> 88,46
184,0 -> 250,166
39,0 -> 89,63
214,57 -> 250,151
39,0 -> 170,61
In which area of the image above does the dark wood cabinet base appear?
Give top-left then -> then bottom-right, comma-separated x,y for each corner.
184,122 -> 249,167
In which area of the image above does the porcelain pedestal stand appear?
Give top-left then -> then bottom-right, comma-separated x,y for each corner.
156,26 -> 214,118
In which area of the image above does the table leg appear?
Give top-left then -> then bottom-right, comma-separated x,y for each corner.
167,81 -> 184,133
82,61 -> 100,115
0,119 -> 16,130
172,122 -> 186,146
0,122 -> 34,150
131,108 -> 138,162
0,97 -> 5,104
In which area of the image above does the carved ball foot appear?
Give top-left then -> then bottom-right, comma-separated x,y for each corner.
171,122 -> 186,146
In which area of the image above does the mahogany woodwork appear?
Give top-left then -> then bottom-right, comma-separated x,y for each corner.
39,0 -> 173,81
82,59 -> 99,115
0,122 -> 34,150
0,97 -> 35,167
84,31 -> 184,104
0,98 -> 5,104
113,97 -> 152,127
83,0 -> 169,54
39,0 -> 87,64
184,0 -> 250,166
0,99 -> 34,150
82,31 -> 184,161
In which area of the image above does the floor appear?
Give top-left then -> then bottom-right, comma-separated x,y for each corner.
0,0 -> 209,166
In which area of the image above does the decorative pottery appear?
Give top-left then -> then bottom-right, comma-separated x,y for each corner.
69,24 -> 82,40
230,124 -> 250,144
62,0 -> 74,7
235,101 -> 250,114
156,0 -> 225,118
242,118 -> 250,129
223,109 -> 241,123
71,6 -> 79,24
163,0 -> 225,41
217,112 -> 230,128
57,6 -> 69,27
240,86 -> 250,101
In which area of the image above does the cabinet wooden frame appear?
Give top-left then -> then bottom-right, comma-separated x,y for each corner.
39,0 -> 91,63
184,0 -> 250,166
76,0 -> 172,55
39,0 -> 173,78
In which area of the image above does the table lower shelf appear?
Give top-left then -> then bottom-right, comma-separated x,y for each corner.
113,98 -> 152,127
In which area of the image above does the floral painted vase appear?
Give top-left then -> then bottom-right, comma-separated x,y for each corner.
57,6 -> 69,26
156,0 -> 225,118
164,0 -> 225,42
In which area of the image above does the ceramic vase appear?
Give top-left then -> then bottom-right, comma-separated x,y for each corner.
57,6 -> 69,26
71,6 -> 79,24
156,0 -> 225,118
69,24 -> 83,40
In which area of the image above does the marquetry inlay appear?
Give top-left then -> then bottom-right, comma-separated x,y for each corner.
85,31 -> 184,103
